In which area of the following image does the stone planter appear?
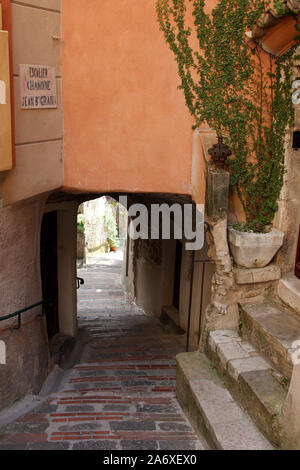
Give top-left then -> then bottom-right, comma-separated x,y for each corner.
228,226 -> 284,268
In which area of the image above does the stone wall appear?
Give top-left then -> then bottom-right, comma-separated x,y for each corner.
198,167 -> 279,349
2,0 -> 63,205
274,125 -> 300,274
83,198 -> 107,255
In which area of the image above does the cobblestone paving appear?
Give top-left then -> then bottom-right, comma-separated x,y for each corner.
0,254 -> 205,450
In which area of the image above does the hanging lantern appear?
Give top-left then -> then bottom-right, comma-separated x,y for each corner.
208,135 -> 232,169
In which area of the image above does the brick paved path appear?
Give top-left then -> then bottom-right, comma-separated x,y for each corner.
0,254 -> 205,450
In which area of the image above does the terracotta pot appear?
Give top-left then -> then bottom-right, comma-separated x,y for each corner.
110,246 -> 118,252
228,226 -> 284,268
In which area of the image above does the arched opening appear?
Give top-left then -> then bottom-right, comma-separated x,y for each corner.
72,193 -> 215,351
76,196 -> 127,322
76,196 -> 126,268
35,191 -> 216,449
40,191 -> 216,359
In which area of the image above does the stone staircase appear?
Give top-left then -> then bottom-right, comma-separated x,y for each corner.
177,351 -> 274,450
240,302 -> 300,380
177,301 -> 300,449
278,273 -> 300,316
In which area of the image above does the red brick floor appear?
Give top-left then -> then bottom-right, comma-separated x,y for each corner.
0,254 -> 205,450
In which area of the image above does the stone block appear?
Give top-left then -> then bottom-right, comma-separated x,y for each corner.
239,369 -> 286,437
239,341 -> 257,354
190,379 -> 246,425
240,370 -> 287,426
278,274 -> 300,315
207,330 -> 286,447
216,342 -> 250,368
240,302 -> 300,379
228,356 -> 271,381
176,351 -> 273,450
211,419 -> 274,450
206,168 -> 230,220
208,330 -> 241,353
234,264 -> 281,285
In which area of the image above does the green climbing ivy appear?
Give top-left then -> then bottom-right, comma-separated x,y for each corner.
156,0 -> 300,232
273,0 -> 287,16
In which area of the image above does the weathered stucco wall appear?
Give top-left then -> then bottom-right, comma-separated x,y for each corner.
134,239 -> 176,320
0,196 -> 50,410
84,198 -> 107,255
128,234 -> 214,352
2,0 -> 63,205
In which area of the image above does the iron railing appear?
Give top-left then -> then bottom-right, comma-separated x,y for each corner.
0,300 -> 52,330
0,276 -> 85,331
77,277 -> 85,290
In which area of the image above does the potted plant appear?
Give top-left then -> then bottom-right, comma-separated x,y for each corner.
107,235 -> 120,252
156,0 -> 299,267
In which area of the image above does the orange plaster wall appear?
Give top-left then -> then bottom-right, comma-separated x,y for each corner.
0,0 -> 15,166
62,0 -> 194,196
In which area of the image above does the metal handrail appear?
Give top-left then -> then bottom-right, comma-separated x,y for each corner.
0,299 -> 52,331
77,277 -> 85,290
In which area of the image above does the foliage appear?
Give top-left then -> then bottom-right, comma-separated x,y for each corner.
104,199 -> 120,248
77,214 -> 85,234
273,0 -> 287,16
232,221 -> 270,233
156,0 -> 300,232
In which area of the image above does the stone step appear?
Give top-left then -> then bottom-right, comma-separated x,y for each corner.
207,330 -> 287,447
240,302 -> 300,379
278,274 -> 300,316
176,351 -> 274,450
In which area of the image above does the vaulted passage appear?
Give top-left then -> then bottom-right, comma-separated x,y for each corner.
0,254 -> 206,450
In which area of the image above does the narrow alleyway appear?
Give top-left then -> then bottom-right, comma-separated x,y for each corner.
0,254 -> 206,450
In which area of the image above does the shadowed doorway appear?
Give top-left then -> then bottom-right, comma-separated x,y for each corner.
40,210 -> 59,339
